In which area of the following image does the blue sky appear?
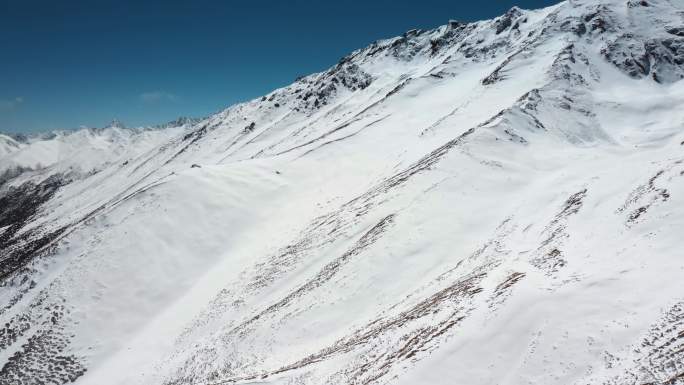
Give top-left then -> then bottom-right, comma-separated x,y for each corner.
0,0 -> 561,133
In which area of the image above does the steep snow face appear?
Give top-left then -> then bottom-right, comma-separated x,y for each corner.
2,1 -> 684,385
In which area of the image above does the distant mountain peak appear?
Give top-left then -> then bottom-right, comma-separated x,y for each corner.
156,116 -> 200,129
105,119 -> 127,129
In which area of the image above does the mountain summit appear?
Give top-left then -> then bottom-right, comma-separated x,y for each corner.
1,1 -> 684,384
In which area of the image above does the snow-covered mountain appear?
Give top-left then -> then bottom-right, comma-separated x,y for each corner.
1,0 -> 683,384
0,121 -> 193,184
0,134 -> 24,159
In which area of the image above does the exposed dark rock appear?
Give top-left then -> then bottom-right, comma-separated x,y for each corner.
602,34 -> 684,82
244,122 -> 256,133
626,0 -> 649,7
429,22 -> 471,56
0,178 -> 70,281
562,19 -> 588,36
496,7 -> 523,35
667,27 -> 684,37
0,303 -> 87,385
620,169 -> 672,225
448,20 -> 462,28
583,6 -> 612,33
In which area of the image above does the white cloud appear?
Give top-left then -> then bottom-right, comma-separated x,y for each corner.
0,97 -> 24,111
139,91 -> 178,103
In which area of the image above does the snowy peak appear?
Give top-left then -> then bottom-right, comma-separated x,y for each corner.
0,134 -> 23,158
155,116 -> 201,129
104,119 -> 126,130
250,0 -> 682,126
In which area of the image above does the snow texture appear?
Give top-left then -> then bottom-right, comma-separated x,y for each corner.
1,0 -> 684,384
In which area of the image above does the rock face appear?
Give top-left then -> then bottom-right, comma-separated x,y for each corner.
1,1 -> 684,385
602,34 -> 684,82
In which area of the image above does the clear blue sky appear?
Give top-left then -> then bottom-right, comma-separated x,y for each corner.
0,0 -> 561,133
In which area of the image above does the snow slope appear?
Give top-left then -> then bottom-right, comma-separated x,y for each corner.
1,0 -> 684,384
